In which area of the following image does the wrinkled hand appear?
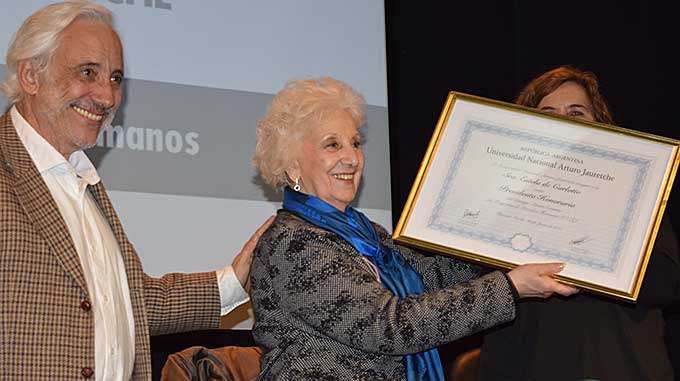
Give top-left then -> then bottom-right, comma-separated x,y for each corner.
232,216 -> 275,292
507,263 -> 579,299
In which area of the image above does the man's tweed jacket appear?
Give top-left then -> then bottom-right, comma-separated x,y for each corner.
251,210 -> 517,381
0,111 -> 221,380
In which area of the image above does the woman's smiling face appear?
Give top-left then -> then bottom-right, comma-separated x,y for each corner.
290,109 -> 364,211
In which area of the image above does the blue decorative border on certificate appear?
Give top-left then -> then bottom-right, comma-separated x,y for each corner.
428,120 -> 650,272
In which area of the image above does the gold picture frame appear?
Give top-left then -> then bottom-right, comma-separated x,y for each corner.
393,92 -> 680,301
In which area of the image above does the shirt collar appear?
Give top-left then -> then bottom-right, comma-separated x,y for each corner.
11,105 -> 101,186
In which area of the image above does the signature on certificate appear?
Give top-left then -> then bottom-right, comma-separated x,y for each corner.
569,236 -> 593,245
463,209 -> 480,219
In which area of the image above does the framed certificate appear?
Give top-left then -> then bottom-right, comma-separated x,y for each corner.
393,92 -> 680,301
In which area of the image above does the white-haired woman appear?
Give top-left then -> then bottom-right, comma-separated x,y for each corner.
250,77 -> 577,381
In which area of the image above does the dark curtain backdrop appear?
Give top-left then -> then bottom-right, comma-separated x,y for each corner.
385,0 -> 679,376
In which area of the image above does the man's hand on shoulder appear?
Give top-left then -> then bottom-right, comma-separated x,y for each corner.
232,216 -> 275,292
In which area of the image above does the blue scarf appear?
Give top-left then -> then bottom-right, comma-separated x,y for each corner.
282,187 -> 444,381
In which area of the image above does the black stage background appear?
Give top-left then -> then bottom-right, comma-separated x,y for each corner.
385,0 -> 680,377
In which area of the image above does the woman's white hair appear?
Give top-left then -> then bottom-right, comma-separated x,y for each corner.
252,77 -> 366,189
1,0 -> 116,104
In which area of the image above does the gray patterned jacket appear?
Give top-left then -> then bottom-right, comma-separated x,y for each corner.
251,211 -> 516,381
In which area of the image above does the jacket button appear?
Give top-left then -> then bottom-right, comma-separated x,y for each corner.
81,367 -> 94,378
80,300 -> 91,311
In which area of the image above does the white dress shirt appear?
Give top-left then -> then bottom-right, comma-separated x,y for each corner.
11,106 -> 249,380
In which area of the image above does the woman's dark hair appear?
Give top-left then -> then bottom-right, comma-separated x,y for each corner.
516,66 -> 614,124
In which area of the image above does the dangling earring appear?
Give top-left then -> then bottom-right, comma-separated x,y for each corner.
293,177 -> 301,192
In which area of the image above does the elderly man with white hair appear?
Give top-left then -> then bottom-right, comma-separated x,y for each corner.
0,1 -> 271,379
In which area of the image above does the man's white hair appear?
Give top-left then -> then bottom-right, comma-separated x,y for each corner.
1,0 -> 116,104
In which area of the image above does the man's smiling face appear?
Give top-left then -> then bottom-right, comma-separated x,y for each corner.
25,18 -> 123,158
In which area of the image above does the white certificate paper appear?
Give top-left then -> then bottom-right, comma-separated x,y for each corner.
394,93 -> 679,301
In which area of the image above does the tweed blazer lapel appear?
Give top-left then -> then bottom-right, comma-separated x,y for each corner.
0,111 -> 89,294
